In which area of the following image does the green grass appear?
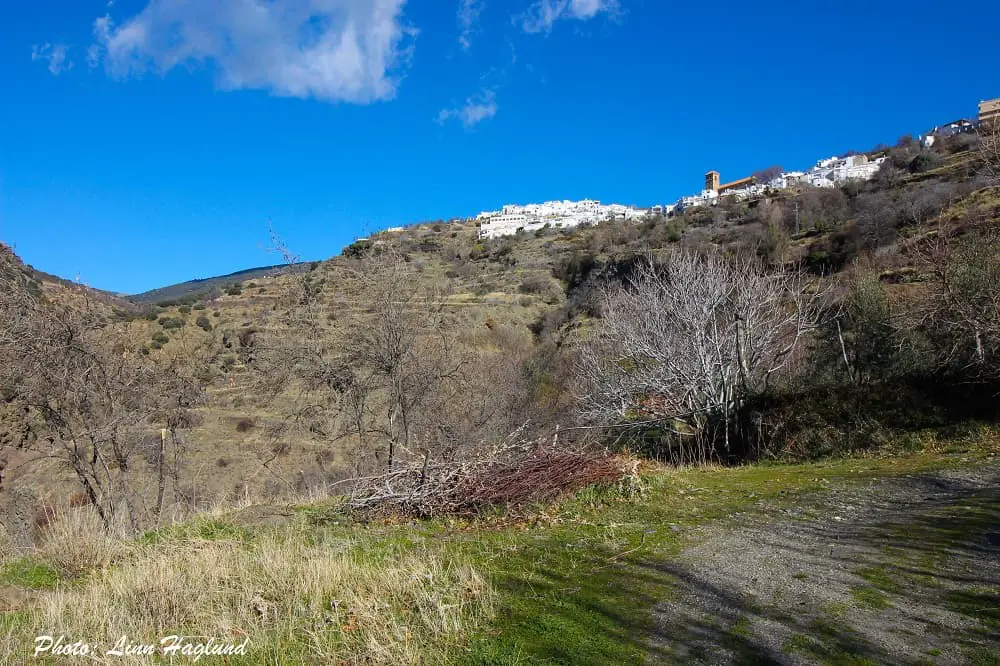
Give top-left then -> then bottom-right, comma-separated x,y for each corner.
850,586 -> 893,611
965,646 -> 1000,666
1,558 -> 61,590
138,516 -> 254,545
854,566 -> 903,594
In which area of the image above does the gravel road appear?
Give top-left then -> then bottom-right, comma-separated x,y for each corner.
649,463 -> 1000,665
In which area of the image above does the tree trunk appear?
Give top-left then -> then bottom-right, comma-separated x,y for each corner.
154,428 -> 167,526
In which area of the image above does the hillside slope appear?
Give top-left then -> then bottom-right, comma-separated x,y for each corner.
2,137 -> 998,526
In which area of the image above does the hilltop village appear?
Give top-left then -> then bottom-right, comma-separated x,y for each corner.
470,97 -> 998,239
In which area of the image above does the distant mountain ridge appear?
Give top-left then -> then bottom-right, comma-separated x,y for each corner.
1,240 -> 313,308
127,262 -> 310,305
0,242 -> 133,309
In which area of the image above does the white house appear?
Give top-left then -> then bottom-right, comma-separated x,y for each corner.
669,151 -> 887,216
475,199 -> 650,239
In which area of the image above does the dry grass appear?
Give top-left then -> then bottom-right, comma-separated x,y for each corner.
0,524 -> 15,566
2,522 -> 492,664
36,509 -> 128,577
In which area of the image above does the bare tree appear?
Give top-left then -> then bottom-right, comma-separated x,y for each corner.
980,121 -> 1000,186
752,165 -> 784,184
346,248 -> 458,470
256,237 -> 490,476
828,263 -> 900,388
914,223 -> 1000,377
0,244 -> 201,532
577,251 -> 824,462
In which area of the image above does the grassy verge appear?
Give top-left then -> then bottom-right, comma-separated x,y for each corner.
0,427 -> 997,664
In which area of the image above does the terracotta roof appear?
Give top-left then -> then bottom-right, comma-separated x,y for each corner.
719,176 -> 754,192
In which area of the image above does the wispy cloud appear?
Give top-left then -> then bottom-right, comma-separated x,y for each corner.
88,0 -> 414,104
437,88 -> 497,129
31,43 -> 72,76
86,44 -> 101,69
521,0 -> 618,33
458,0 -> 485,50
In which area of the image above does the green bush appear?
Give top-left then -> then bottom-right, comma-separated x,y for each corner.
553,252 -> 596,289
195,316 -> 212,332
470,243 -> 487,260
342,239 -> 372,259
178,306 -> 192,315
909,153 -> 941,174
152,332 -> 169,344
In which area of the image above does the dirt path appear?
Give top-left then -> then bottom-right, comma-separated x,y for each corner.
649,463 -> 1000,665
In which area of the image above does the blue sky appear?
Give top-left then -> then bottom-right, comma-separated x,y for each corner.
1,0 -> 997,293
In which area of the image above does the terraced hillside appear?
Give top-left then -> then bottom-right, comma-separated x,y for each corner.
3,137 -> 998,535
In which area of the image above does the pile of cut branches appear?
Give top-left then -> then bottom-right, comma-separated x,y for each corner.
346,441 -> 633,518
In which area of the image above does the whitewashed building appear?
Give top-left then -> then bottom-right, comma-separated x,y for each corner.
670,153 -> 888,216
475,199 -> 650,239
675,189 -> 719,212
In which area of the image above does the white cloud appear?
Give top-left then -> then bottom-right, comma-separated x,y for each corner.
86,44 -> 101,69
89,0 -> 413,104
437,89 -> 497,129
31,43 -> 73,76
521,0 -> 617,33
458,0 -> 485,50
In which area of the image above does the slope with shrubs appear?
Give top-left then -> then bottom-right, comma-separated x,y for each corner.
3,131 -> 999,531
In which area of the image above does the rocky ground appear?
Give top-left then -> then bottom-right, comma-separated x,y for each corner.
649,463 -> 1000,665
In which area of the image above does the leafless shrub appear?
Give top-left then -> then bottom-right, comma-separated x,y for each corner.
518,274 -> 554,296
577,251 -> 825,462
980,121 -> 1000,186
0,523 -> 15,565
